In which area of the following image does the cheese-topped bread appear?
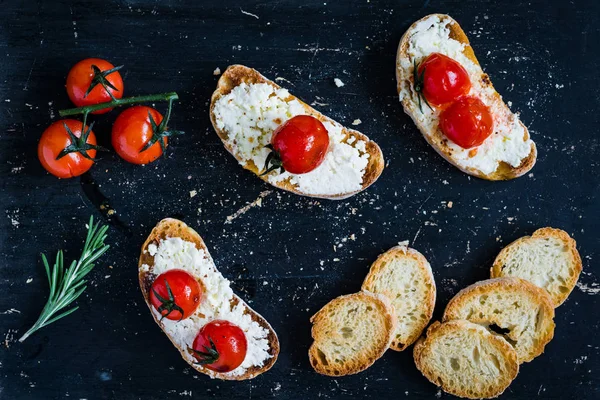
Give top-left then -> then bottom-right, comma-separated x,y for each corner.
443,277 -> 555,363
396,14 -> 536,180
308,291 -> 396,376
361,245 -> 436,351
210,65 -> 384,199
414,320 -> 519,399
491,227 -> 583,307
138,218 -> 279,380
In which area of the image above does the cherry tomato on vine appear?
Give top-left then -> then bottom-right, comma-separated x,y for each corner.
439,96 -> 494,149
111,106 -> 181,165
66,58 -> 124,114
38,119 -> 102,178
149,269 -> 202,321
191,320 -> 247,372
414,53 -> 471,109
262,115 -> 329,175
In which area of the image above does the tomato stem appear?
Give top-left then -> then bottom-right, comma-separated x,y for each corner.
58,92 -> 179,117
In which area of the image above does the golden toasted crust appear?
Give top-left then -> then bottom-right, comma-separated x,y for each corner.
308,291 -> 396,376
209,65 -> 384,199
138,218 -> 279,380
396,14 -> 536,180
490,227 -> 583,307
443,277 -> 555,363
361,246 -> 436,351
413,320 -> 519,399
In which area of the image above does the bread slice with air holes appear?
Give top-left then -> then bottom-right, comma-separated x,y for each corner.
361,245 -> 436,351
414,320 -> 519,399
138,218 -> 279,380
209,65 -> 384,200
308,291 -> 396,376
443,277 -> 555,363
396,14 -> 536,180
490,227 -> 583,307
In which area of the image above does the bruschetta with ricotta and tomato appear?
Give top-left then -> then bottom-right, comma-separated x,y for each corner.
210,65 -> 384,199
396,14 -> 536,180
138,218 -> 279,380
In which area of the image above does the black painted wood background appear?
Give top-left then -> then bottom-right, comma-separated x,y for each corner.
1,0 -> 599,399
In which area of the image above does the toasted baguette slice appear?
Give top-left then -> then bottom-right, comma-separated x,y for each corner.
414,320 -> 519,399
138,218 -> 279,380
361,245 -> 436,351
308,291 -> 396,376
443,277 -> 555,363
490,228 -> 583,307
210,65 -> 384,200
396,14 -> 536,180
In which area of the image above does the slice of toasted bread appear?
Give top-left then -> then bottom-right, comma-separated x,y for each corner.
361,245 -> 436,351
414,320 -> 519,399
443,277 -> 555,363
490,227 -> 582,307
308,291 -> 396,376
209,65 -> 384,200
396,14 -> 536,180
138,218 -> 279,380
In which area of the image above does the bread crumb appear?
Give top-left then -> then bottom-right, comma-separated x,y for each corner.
334,78 -> 345,87
333,258 -> 340,262
447,201 -> 453,208
352,119 -> 362,125
26,278 -> 33,284
190,190 -> 197,198
397,240 -> 409,247
213,67 -> 221,76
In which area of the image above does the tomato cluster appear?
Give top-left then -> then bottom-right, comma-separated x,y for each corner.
150,269 -> 247,373
415,52 -> 493,149
38,58 -> 180,178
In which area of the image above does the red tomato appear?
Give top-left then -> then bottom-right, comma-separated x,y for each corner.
150,269 -> 202,321
111,106 -> 167,164
263,115 -> 330,175
191,320 -> 247,373
439,97 -> 494,149
38,119 -> 98,178
66,58 -> 124,114
415,53 -> 471,107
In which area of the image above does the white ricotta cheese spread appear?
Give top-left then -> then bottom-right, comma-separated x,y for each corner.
141,237 -> 271,377
213,82 -> 370,195
398,14 -> 533,175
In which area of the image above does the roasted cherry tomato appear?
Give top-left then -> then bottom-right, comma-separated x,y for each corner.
66,58 -> 124,114
415,53 -> 471,108
439,96 -> 494,149
38,119 -> 101,178
263,115 -> 329,175
111,106 -> 170,164
150,269 -> 202,321
191,320 -> 247,373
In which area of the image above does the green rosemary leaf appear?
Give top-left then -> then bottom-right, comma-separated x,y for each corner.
44,307 -> 79,326
18,216 -> 109,343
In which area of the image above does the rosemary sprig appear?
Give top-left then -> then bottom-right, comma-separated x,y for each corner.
18,216 -> 110,342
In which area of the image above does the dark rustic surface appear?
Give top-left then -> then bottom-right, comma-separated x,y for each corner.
1,0 -> 599,399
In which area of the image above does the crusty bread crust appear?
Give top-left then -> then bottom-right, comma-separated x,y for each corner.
443,277 -> 555,363
361,246 -> 436,351
308,291 -> 396,376
138,218 -> 279,380
490,227 -> 583,307
209,65 -> 384,199
396,14 -> 536,180
414,320 -> 519,399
